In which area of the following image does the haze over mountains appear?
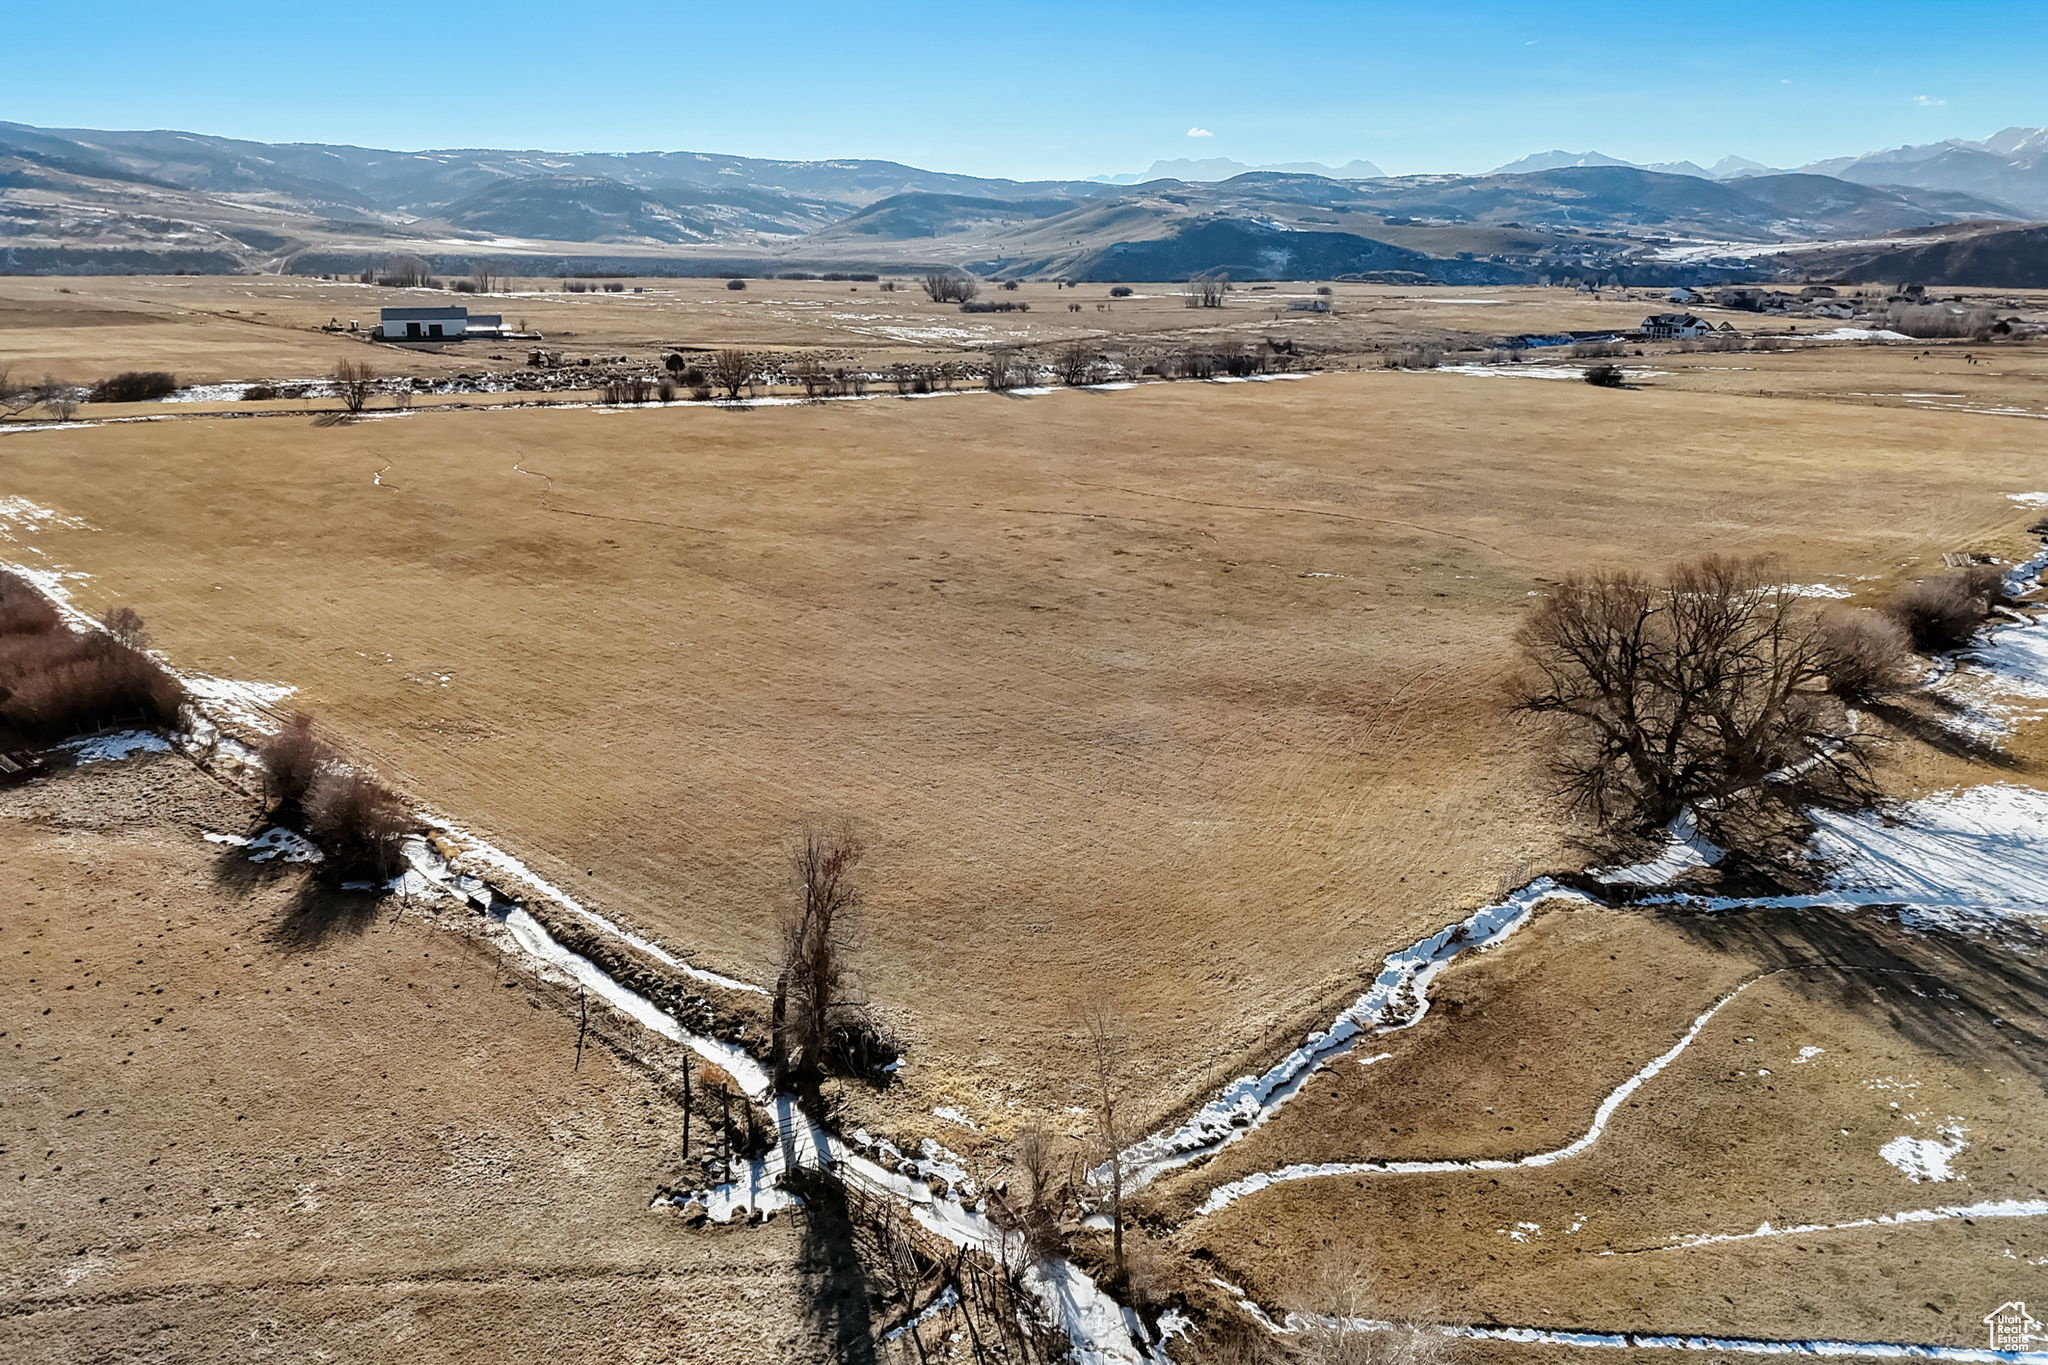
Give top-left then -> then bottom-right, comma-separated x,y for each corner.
2,119 -> 2043,284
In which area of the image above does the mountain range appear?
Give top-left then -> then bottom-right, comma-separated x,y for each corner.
2,120 -> 2043,284
1091,157 -> 1387,184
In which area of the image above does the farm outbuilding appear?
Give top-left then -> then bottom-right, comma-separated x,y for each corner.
378,306 -> 470,340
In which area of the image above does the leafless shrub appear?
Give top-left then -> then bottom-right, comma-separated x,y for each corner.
1512,555 -> 1865,836
1291,1250 -> 1454,1365
242,383 -> 281,401
708,349 -> 758,399
921,271 -> 981,304
37,381 -> 78,422
1582,362 -> 1625,388
1816,608 -> 1917,702
1183,272 -> 1228,308
1570,340 -> 1622,359
1109,285 -> 1134,298
333,360 -> 377,415
1383,347 -> 1443,370
1883,567 -> 2005,653
600,375 -> 655,404
256,712 -> 331,811
304,765 -> 412,883
994,1123 -> 1069,1260
88,371 -> 178,403
0,571 -> 61,636
0,611 -> 187,742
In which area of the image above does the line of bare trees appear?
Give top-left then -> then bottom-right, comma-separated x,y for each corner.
922,271 -> 982,304
1182,272 -> 1228,308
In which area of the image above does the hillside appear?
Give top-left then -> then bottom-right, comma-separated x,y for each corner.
1049,218 -> 1532,283
1792,221 -> 2048,287
427,175 -> 841,244
811,192 -> 1076,239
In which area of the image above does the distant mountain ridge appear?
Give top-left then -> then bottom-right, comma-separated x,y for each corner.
1797,126 -> 2048,216
0,118 -> 2040,284
1094,156 -> 1387,184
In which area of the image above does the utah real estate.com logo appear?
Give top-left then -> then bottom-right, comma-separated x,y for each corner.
1985,1302 -> 2046,1351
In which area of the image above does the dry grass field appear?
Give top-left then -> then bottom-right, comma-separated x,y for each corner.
0,755 -> 835,1365
1176,902 -> 2048,1349
8,274 -> 2048,1361
15,274 -> 2040,388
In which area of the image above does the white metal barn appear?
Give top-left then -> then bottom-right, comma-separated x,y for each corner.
378,305 -> 470,340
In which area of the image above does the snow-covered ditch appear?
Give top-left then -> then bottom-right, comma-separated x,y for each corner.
1108,878 -> 1591,1193
1194,973 -> 1772,1215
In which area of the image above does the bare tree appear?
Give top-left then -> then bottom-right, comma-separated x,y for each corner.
1054,340 -> 1100,387
1182,272 -> 1228,308
1081,1000 -> 1132,1276
774,825 -> 864,1087
100,606 -> 148,650
1512,554 -> 1870,838
708,348 -> 758,400
921,271 -> 981,304
0,367 -> 41,421
983,347 -> 1025,392
333,360 -> 377,416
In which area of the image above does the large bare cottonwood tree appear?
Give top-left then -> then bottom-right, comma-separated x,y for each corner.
1512,554 -> 1875,838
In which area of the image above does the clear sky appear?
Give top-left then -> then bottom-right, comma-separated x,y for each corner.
8,0 -> 2042,180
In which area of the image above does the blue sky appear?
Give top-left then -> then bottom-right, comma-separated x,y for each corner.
9,1 -> 2043,179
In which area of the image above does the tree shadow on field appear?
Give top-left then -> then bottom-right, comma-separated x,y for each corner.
788,1168 -> 877,1365
268,881 -> 385,950
211,842 -> 383,950
1661,901 -> 2048,1080
1865,695 -> 2033,772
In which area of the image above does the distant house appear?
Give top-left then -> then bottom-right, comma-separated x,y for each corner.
1640,312 -> 1712,339
1287,298 -> 1330,313
378,305 -> 475,340
1667,287 -> 1702,304
1984,1303 -> 2041,1351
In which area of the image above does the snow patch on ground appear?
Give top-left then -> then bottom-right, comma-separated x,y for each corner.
180,673 -> 295,732
1880,1129 -> 1968,1183
1634,1196 -> 2048,1255
0,497 -> 93,541
1599,809 -> 1723,887
61,729 -> 172,764
1811,327 -> 1911,341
